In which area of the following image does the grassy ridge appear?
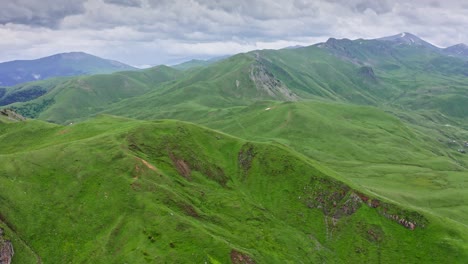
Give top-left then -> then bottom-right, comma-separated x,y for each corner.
203,101 -> 468,225
0,116 -> 465,263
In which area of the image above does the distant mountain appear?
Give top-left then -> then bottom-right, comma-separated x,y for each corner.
282,45 -> 304,49
171,59 -> 212,71
444,43 -> 468,57
377,32 -> 438,49
0,52 -> 136,86
172,55 -> 230,70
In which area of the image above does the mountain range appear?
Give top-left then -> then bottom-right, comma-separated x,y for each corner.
0,32 -> 467,263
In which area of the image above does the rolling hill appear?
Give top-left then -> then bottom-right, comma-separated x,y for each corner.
4,65 -> 180,123
0,115 -> 466,263
0,52 -> 136,86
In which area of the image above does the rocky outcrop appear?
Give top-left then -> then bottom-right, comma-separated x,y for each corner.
301,177 -> 427,231
0,108 -> 26,122
238,143 -> 256,179
0,228 -> 14,264
249,63 -> 298,101
358,66 -> 378,83
230,249 -> 256,264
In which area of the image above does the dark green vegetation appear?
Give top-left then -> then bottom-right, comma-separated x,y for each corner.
0,52 -> 136,86
0,116 -> 466,263
1,33 -> 468,262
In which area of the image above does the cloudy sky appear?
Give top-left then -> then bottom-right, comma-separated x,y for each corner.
0,0 -> 467,67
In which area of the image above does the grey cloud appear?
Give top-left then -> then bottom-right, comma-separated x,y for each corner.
355,1 -> 392,14
1,0 -> 468,65
192,0 -> 319,20
0,0 -> 86,28
65,0 -> 325,42
104,0 -> 142,7
325,0 -> 392,14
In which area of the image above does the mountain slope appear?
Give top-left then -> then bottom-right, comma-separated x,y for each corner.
4,33 -> 468,124
202,101 -> 468,224
0,116 -> 466,263
0,52 -> 136,86
7,65 -> 180,123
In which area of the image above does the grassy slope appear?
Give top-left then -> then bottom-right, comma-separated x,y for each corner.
0,116 -> 466,263
8,66 -> 180,124
105,54 -> 283,121
203,101 -> 468,226
89,46 -> 468,236
252,47 -> 385,104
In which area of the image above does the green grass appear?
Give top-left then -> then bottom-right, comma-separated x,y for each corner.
1,37 -> 468,262
202,101 -> 468,226
9,66 -> 180,123
1,115 -> 465,263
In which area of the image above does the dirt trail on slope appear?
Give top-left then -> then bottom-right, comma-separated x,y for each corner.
137,158 -> 157,171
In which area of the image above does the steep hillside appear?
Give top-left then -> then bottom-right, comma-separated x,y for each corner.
316,34 -> 468,117
0,52 -> 136,86
99,54 -> 298,122
0,77 -> 71,107
0,116 -> 466,263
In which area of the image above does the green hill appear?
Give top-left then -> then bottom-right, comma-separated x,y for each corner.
203,101 -> 468,224
0,116 -> 466,263
7,65 -> 180,123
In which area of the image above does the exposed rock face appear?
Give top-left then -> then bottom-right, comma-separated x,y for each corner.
249,63 -> 299,101
358,66 -> 378,83
0,108 -> 26,122
230,249 -> 256,264
169,152 -> 192,180
0,228 -> 14,264
238,143 -> 256,179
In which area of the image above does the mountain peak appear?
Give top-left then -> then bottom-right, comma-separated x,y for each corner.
444,43 -> 468,57
377,32 -> 437,49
